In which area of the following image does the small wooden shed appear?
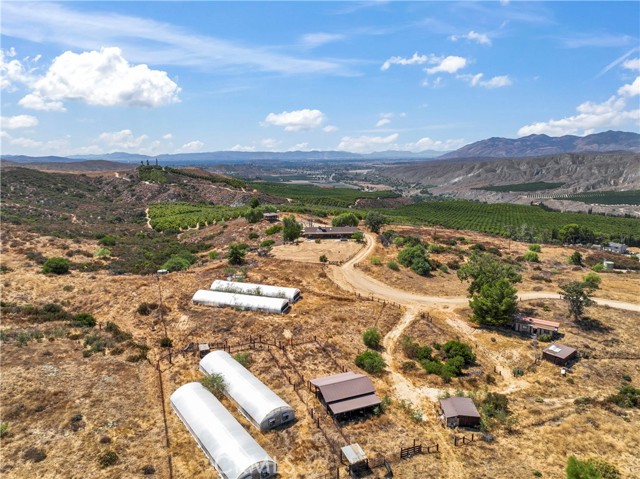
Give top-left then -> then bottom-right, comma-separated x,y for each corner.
542,343 -> 577,366
439,397 -> 481,428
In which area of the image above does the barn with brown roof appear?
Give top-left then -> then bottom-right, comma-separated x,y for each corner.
542,343 -> 577,366
513,316 -> 560,338
439,397 -> 481,428
309,371 -> 381,419
303,226 -> 358,239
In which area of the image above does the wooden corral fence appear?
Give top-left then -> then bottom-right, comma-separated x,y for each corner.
353,291 -> 402,309
454,433 -> 476,447
400,441 -> 422,459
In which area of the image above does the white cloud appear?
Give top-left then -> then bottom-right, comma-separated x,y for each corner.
21,47 -> 180,110
449,31 -> 492,46
2,2 -> 348,76
0,49 -> 34,90
518,83 -> 640,137
618,76 -> 640,97
98,129 -> 148,149
230,144 -> 256,152
408,137 -> 466,152
263,109 -> 326,132
425,56 -> 467,75
18,93 -> 66,112
623,58 -> 640,71
381,52 -> 428,71
162,133 -> 173,140
288,142 -> 310,151
462,73 -> 512,88
323,125 -> 338,133
7,136 -> 42,148
375,118 -> 391,127
260,138 -> 282,149
1,114 -> 38,129
421,77 -> 444,88
337,133 -> 399,153
300,33 -> 345,48
176,140 -> 204,153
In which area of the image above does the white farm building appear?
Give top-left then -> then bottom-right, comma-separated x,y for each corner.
211,279 -> 301,303
192,290 -> 290,314
170,382 -> 277,479
200,350 -> 295,431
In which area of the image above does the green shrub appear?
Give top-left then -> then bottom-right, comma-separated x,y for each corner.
160,337 -> 173,348
319,254 -> 328,263
523,251 -> 539,262
73,313 -> 96,328
442,340 -> 475,365
362,327 -> 381,349
233,352 -> 251,367
401,336 -> 432,361
387,260 -> 399,271
227,243 -> 247,265
98,235 -> 116,247
244,208 -> 263,224
607,384 -> 640,408
248,232 -> 260,240
583,272 -> 602,287
370,256 -> 382,266
208,251 -> 219,260
352,231 -> 365,243
201,373 -> 226,398
42,257 -> 70,275
162,255 -> 191,272
94,248 -> 111,258
260,239 -> 275,248
355,350 -> 386,374
265,225 -> 283,235
591,263 -> 604,272
568,251 -> 583,266
537,333 -> 553,342
0,423 -> 8,437
512,367 -> 524,377
439,264 -> 449,273
137,302 -> 157,316
97,450 -> 118,468
528,244 -> 541,252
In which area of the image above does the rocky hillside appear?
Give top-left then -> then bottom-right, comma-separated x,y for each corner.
381,152 -> 640,192
439,131 -> 640,159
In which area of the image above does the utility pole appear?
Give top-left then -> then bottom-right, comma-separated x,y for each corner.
156,274 -> 168,338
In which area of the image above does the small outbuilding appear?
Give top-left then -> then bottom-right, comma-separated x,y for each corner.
200,350 -> 295,431
309,371 -> 381,419
263,212 -> 280,222
210,279 -> 301,303
439,397 -> 481,428
303,226 -> 358,239
542,343 -> 577,366
192,290 -> 290,314
170,382 -> 277,479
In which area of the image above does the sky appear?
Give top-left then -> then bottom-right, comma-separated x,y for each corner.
1,1 -> 639,156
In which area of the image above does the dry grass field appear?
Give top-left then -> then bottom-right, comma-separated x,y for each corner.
1,221 -> 639,479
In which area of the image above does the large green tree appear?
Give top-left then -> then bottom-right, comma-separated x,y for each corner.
469,279 -> 519,325
559,281 -> 596,321
457,254 -> 522,295
226,243 -> 247,265
282,215 -> 303,242
332,212 -> 359,227
364,211 -> 386,233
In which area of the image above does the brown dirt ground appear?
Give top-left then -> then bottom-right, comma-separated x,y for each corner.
271,239 -> 364,264
1,223 -> 639,479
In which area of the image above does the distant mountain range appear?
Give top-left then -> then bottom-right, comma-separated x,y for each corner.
2,130 -> 638,164
439,130 -> 640,159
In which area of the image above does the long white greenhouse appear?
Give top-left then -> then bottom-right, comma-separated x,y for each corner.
192,290 -> 290,314
200,350 -> 296,431
210,279 -> 301,303
170,382 -> 277,479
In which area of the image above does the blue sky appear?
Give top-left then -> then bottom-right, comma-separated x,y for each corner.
1,1 -> 639,156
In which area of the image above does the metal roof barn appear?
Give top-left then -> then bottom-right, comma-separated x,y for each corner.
439,397 -> 481,428
543,343 -> 577,365
192,290 -> 290,314
309,371 -> 381,418
200,351 -> 295,431
170,382 -> 277,479
210,279 -> 301,303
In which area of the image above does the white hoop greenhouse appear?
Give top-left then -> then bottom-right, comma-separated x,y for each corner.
192,290 -> 290,314
170,382 -> 277,479
210,280 -> 301,303
200,350 -> 296,431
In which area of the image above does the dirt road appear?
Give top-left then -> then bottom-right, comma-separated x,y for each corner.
329,233 -> 640,313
